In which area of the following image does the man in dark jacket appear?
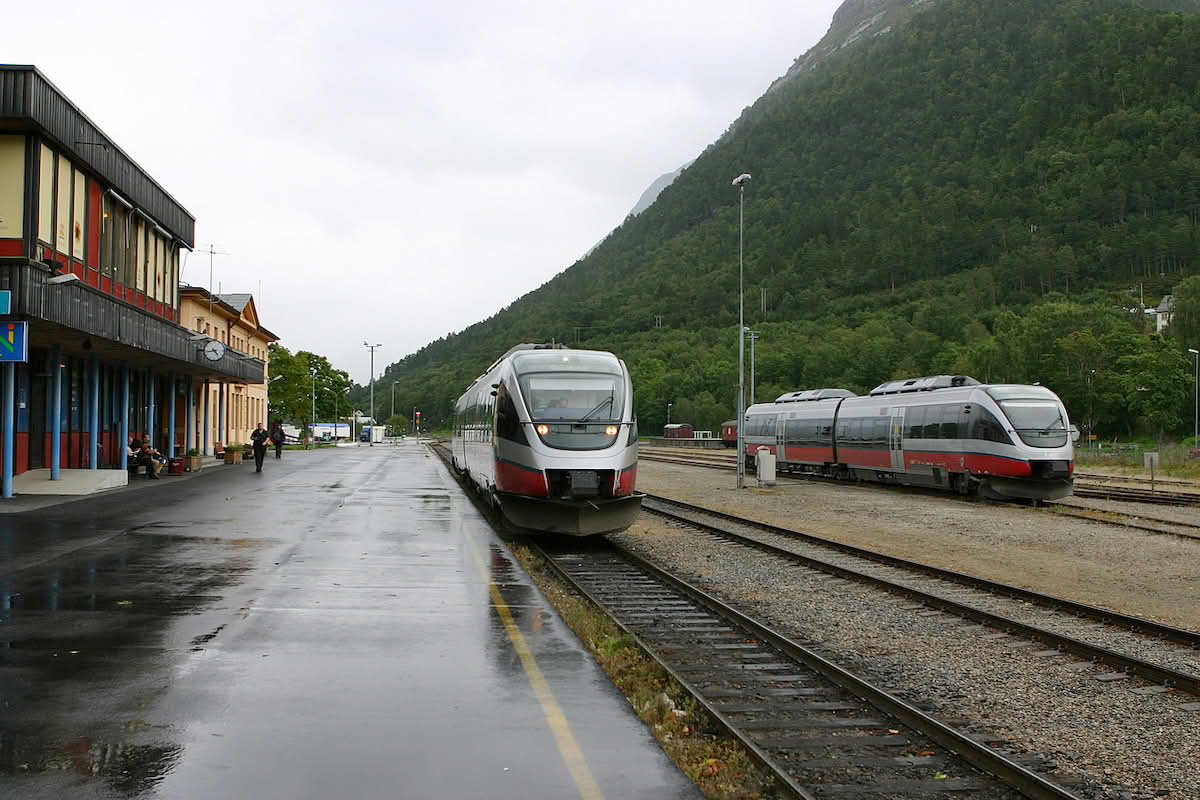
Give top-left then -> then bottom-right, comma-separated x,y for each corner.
250,423 -> 270,472
270,423 -> 285,459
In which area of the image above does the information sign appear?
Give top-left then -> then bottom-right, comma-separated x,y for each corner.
0,321 -> 28,363
0,290 -> 9,314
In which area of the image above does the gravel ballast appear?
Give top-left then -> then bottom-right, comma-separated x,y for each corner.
617,460 -> 1200,800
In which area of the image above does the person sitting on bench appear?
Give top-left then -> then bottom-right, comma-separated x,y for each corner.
128,438 -> 160,479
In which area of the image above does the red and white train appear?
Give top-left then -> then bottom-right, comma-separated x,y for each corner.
451,344 -> 643,535
740,375 -> 1076,501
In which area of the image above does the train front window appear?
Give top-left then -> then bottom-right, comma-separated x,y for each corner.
513,352 -> 626,450
992,398 -> 1068,448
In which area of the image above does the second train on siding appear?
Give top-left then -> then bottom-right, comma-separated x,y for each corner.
451,344 -> 643,536
739,375 -> 1076,501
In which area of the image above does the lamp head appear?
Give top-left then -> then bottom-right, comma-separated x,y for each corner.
1190,348 -> 1199,355
732,173 -> 752,187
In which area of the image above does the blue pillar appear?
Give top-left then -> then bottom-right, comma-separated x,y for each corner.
168,372 -> 176,458
186,376 -> 195,454
119,364 -> 129,472
51,345 -> 62,480
202,380 -> 210,456
89,357 -> 99,470
218,382 -> 226,446
148,372 -> 156,453
2,363 -> 13,498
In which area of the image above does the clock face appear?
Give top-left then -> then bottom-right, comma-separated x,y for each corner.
204,339 -> 226,361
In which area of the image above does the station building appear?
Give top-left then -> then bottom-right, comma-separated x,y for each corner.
0,65 -> 266,495
179,287 -> 277,447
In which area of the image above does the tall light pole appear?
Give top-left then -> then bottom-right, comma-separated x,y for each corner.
391,381 -> 398,425
748,329 -> 759,406
1189,348 -> 1199,447
667,402 -> 672,426
364,342 -> 382,446
732,172 -> 751,489
310,368 -> 317,445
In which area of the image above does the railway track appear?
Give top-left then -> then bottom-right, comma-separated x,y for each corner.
641,494 -> 1200,695
532,536 -> 1081,800
640,449 -> 1200,508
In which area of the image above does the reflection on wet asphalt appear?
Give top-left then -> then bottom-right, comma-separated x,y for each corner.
0,442 -> 698,799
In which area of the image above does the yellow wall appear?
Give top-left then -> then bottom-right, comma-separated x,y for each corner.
0,136 -> 24,238
179,293 -> 274,447
38,143 -> 52,243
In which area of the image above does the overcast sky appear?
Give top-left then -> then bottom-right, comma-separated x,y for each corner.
4,0 -> 843,382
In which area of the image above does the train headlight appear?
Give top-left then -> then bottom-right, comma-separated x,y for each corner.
536,424 -> 549,436
605,426 -> 619,436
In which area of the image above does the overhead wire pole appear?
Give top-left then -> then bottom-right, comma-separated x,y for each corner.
733,173 -> 751,490
193,244 -> 230,316
364,342 -> 382,446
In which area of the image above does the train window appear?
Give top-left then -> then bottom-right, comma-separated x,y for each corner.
628,417 -> 638,444
785,419 -> 801,445
921,409 -> 940,439
872,417 -> 890,449
495,383 -> 528,445
905,406 -> 926,439
939,404 -> 965,439
818,420 -> 834,445
840,417 -> 861,443
972,405 -> 1013,445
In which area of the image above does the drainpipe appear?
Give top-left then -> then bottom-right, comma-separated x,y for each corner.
50,345 -> 62,480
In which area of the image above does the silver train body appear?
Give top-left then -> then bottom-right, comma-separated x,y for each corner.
741,376 -> 1075,501
451,344 -> 643,536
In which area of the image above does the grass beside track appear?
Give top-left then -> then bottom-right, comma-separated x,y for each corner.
508,541 -> 774,800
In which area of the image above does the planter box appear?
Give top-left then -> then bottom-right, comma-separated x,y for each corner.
183,456 -> 204,472
224,450 -> 243,465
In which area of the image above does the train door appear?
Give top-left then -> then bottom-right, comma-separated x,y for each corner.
889,407 -> 905,472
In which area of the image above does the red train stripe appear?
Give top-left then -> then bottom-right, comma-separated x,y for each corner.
495,459 -> 548,497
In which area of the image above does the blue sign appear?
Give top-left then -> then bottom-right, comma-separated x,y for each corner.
0,322 -> 28,363
0,291 -> 9,315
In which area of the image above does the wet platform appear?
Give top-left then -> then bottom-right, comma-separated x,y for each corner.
0,440 -> 698,799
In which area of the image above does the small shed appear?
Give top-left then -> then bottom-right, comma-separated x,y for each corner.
663,423 -> 694,439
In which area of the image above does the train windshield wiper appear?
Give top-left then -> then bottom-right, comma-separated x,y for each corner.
578,394 -> 613,423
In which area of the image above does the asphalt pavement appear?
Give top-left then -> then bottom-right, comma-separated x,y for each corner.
0,441 -> 698,799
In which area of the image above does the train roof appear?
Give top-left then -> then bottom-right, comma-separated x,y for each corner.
869,375 -> 980,396
775,388 -> 857,403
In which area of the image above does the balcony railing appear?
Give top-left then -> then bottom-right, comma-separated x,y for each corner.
0,260 -> 265,383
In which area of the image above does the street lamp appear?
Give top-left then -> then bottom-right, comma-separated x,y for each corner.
391,381 -> 399,428
732,172 -> 751,489
363,341 -> 382,446
666,402 -> 672,427
747,329 -> 759,406
1189,348 -> 1199,448
310,368 -> 317,446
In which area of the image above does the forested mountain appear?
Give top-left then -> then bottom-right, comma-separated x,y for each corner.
369,0 -> 1200,443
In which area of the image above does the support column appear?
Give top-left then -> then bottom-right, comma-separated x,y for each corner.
168,372 -> 176,458
186,376 -> 195,454
119,363 -> 129,472
89,356 -> 99,470
218,382 -> 226,446
148,372 -> 156,453
2,362 -> 13,499
51,345 -> 62,480
202,380 -> 210,456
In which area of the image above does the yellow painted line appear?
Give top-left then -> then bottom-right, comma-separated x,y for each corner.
463,531 -> 605,800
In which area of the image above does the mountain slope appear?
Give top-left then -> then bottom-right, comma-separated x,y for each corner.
371,0 -> 1200,437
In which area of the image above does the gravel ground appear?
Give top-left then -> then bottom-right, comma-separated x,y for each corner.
616,461 -> 1200,800
635,461 -> 1199,631
650,502 -> 1200,677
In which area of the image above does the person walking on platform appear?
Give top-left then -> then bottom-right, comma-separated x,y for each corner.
270,422 -> 285,459
250,423 -> 270,473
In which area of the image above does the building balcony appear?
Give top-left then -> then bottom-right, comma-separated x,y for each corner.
0,259 -> 264,383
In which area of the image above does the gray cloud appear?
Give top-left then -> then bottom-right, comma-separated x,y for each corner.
2,0 -> 843,381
